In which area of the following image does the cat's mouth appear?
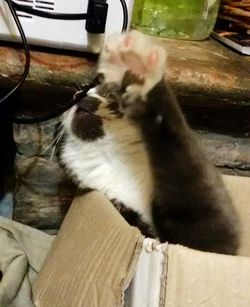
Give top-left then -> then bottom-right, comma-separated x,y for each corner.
76,106 -> 91,115
74,106 -> 99,122
70,103 -> 104,141
73,95 -> 101,118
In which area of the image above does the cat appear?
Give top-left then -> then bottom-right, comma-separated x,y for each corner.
60,30 -> 240,255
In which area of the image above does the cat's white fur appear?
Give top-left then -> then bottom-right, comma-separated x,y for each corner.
62,107 -> 154,224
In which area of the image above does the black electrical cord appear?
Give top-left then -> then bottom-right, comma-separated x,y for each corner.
0,0 -> 30,105
10,1 -> 89,20
9,0 -> 128,29
120,0 -> 128,32
1,0 -> 129,123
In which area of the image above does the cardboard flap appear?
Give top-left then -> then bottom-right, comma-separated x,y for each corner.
223,175 -> 250,256
33,175 -> 250,306
165,244 -> 250,307
33,191 -> 143,307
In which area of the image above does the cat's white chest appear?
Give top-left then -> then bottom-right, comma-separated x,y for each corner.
62,127 -> 154,224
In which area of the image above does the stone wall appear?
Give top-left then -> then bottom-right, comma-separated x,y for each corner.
13,118 -> 76,231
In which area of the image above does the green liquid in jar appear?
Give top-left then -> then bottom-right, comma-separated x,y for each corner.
132,0 -> 220,40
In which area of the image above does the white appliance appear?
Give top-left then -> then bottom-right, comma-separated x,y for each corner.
0,0 -> 134,53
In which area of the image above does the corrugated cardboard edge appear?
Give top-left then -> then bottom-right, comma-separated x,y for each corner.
125,239 -> 168,307
33,191 -> 144,307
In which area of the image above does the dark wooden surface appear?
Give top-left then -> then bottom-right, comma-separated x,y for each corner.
0,37 -> 249,119
0,36 -> 249,228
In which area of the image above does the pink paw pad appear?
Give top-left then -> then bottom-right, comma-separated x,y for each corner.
123,35 -> 133,48
148,50 -> 159,66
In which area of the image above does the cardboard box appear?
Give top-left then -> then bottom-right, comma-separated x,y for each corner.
33,175 -> 250,306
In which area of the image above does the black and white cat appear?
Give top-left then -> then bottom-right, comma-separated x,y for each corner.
61,30 -> 240,254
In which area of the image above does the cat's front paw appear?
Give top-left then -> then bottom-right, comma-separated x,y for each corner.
120,30 -> 167,98
98,30 -> 167,97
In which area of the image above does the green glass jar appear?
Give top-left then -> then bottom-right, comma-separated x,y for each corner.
131,0 -> 220,40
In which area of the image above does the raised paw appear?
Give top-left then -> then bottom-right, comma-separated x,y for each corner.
98,30 -> 167,96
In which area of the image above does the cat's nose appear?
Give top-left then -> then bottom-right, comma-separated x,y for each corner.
77,97 -> 100,113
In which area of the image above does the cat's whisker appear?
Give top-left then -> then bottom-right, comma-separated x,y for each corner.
41,125 -> 65,156
49,127 -> 65,162
74,82 -> 84,91
66,83 -> 83,94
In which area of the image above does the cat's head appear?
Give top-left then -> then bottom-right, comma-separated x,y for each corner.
62,78 -> 130,142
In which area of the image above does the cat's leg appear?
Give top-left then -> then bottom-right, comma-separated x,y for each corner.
100,31 -> 240,254
112,200 -> 155,238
